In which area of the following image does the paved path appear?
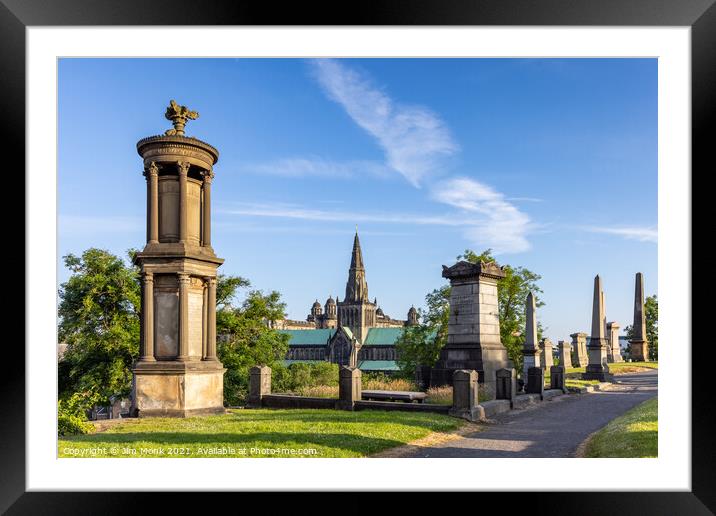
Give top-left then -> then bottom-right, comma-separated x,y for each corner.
403,370 -> 658,458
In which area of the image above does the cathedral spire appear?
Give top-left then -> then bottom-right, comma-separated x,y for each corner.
345,230 -> 368,302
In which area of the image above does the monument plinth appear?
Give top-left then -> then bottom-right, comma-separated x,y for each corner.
582,275 -> 613,382
629,272 -> 649,362
429,261 -> 510,397
131,100 -> 226,417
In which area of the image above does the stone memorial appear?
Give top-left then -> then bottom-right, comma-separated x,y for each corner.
607,322 -> 624,363
449,370 -> 484,422
495,368 -> 517,407
540,338 -> 554,368
629,272 -> 650,362
558,340 -> 572,368
582,275 -> 613,381
337,366 -> 362,410
522,291 -> 541,381
132,100 -> 226,417
248,365 -> 272,408
525,367 -> 544,399
570,332 -> 588,367
430,261 -> 510,398
550,365 -> 567,393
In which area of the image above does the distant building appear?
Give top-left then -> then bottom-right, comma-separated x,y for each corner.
276,231 -> 419,373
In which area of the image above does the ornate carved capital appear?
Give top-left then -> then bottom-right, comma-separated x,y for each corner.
146,161 -> 159,178
178,273 -> 191,285
177,161 -> 190,176
202,170 -> 215,183
142,272 -> 154,283
205,276 -> 217,286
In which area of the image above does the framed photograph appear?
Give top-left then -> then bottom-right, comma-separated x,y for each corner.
5,0 -> 710,511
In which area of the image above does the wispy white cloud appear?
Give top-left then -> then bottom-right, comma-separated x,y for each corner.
431,177 -> 532,254
239,157 -> 392,180
584,226 -> 658,243
310,59 -> 458,187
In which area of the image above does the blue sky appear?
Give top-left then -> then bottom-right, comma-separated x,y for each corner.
58,58 -> 657,341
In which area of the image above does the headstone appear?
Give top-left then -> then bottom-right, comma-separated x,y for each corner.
430,261 -> 510,398
606,322 -> 624,363
629,272 -> 650,362
449,370 -> 484,422
247,365 -> 271,408
558,340 -> 572,369
526,367 -> 544,399
570,332 -> 588,367
132,100 -> 226,417
522,291 -> 542,381
550,365 -> 567,393
540,338 -> 554,368
337,366 -> 362,410
582,275 -> 614,381
495,368 -> 517,407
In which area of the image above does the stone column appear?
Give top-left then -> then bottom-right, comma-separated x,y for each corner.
178,161 -> 190,244
202,281 -> 208,359
202,171 -> 213,248
629,272 -> 649,362
204,277 -> 217,361
522,291 -> 541,380
558,340 -> 572,368
177,273 -> 190,361
583,275 -> 613,381
139,272 -> 155,361
146,162 -> 159,244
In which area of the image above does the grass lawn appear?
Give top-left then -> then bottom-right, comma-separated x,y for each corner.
584,397 -> 658,458
58,409 -> 464,458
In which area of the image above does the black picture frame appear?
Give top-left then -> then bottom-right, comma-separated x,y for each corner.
3,0 -> 709,513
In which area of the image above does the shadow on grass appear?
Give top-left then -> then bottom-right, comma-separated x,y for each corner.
222,409 -> 456,428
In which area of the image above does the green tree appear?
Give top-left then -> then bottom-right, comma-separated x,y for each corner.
58,248 -> 141,412
215,275 -> 290,405
624,295 -> 658,361
396,249 -> 544,378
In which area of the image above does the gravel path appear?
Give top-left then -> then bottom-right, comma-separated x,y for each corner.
401,370 -> 657,458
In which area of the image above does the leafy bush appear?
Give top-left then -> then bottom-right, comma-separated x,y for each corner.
57,392 -> 97,436
272,362 -> 340,394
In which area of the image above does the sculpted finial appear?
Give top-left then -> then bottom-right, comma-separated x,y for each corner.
164,99 -> 199,136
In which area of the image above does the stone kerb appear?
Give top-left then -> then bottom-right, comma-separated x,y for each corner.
337,366 -> 362,411
247,365 -> 272,408
495,368 -> 517,408
526,367 -> 544,400
449,369 -> 484,422
550,365 -> 567,394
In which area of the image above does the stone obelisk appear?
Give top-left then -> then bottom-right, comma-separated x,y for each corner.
582,275 -> 613,381
430,261 -> 511,397
131,100 -> 226,417
629,272 -> 649,362
522,291 -> 541,381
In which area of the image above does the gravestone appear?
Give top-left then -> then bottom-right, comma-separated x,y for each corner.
525,367 -> 544,399
607,322 -> 624,363
582,275 -> 614,381
496,368 -> 517,408
522,291 -> 542,381
558,340 -> 572,369
629,272 -> 650,362
550,365 -> 567,393
449,369 -> 484,422
430,261 -> 510,398
337,366 -> 362,410
540,338 -> 554,368
570,332 -> 588,367
132,100 -> 226,417
247,365 -> 271,408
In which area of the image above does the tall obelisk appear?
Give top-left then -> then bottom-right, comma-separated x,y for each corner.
522,291 -> 541,381
582,275 -> 613,381
629,272 -> 649,362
